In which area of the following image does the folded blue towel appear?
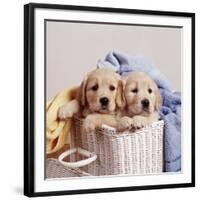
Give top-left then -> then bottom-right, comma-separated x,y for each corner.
97,51 -> 181,172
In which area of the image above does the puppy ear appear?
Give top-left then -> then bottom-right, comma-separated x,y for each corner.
155,88 -> 162,111
76,76 -> 88,107
116,79 -> 126,109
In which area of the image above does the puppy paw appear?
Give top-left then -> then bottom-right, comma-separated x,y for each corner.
83,118 -> 96,133
58,105 -> 73,119
117,116 -> 133,132
131,116 -> 146,129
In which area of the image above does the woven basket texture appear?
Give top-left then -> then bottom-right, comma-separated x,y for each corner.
46,159 -> 90,178
71,118 -> 164,176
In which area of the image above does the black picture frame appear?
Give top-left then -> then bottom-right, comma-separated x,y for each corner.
24,3 -> 195,197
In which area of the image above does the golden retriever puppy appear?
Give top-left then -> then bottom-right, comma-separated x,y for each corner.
117,72 -> 162,131
58,68 -> 123,132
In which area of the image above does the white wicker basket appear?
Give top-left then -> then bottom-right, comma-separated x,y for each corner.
58,118 -> 164,176
46,158 -> 90,178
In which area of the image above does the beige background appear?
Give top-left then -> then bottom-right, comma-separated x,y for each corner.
46,21 -> 181,99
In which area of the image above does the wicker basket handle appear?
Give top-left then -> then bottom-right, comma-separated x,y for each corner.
58,147 -> 97,168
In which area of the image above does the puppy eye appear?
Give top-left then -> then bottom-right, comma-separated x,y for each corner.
148,88 -> 152,93
109,85 -> 115,91
131,88 -> 138,93
91,84 -> 98,91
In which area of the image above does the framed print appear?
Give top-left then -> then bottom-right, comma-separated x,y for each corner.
24,3 -> 195,197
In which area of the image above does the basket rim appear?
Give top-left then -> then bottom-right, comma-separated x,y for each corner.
73,116 -> 164,137
98,120 -> 164,137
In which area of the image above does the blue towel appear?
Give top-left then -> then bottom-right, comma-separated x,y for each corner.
97,51 -> 181,172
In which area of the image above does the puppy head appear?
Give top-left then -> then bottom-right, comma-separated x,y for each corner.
77,68 -> 121,114
123,72 -> 162,116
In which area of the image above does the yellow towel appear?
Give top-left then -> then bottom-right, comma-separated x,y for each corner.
46,86 -> 79,154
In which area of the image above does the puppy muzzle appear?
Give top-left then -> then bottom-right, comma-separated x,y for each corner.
141,99 -> 150,111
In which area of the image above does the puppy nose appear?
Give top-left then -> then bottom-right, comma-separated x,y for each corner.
141,99 -> 149,108
100,97 -> 109,106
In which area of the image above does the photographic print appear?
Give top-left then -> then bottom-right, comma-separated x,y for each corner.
24,3 -> 195,197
